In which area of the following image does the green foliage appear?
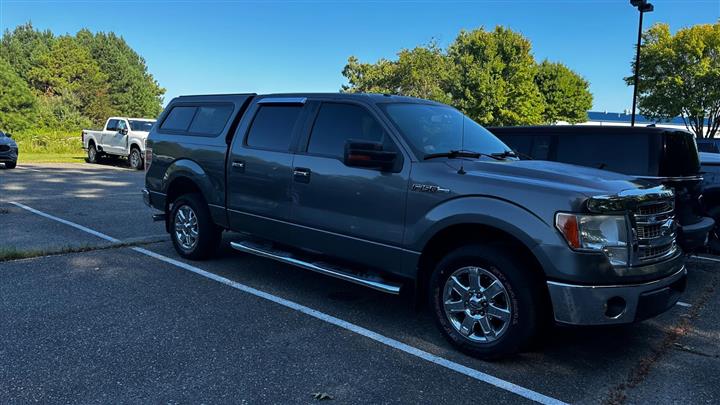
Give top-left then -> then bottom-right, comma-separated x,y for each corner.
342,26 -> 593,127
0,57 -> 36,132
0,22 -> 164,145
535,60 -> 593,124
627,22 -> 720,138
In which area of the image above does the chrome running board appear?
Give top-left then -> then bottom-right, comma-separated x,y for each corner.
230,240 -> 402,295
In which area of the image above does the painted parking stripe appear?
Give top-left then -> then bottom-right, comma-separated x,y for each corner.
675,301 -> 692,308
9,201 -> 567,405
692,255 -> 720,264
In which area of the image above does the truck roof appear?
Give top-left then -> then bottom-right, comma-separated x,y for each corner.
172,92 -> 444,106
108,117 -> 156,122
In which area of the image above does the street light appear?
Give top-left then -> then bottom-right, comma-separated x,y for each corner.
630,0 -> 654,127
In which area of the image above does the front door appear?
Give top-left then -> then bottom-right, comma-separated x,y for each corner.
290,101 -> 410,271
226,101 -> 305,244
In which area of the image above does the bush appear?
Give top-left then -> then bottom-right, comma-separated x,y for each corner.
13,128 -> 83,154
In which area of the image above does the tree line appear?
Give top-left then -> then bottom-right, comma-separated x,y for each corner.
0,23 -> 164,133
341,26 -> 594,127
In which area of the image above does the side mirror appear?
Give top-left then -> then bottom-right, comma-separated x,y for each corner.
5,133 -> 11,138
120,128 -> 129,135
344,140 -> 397,171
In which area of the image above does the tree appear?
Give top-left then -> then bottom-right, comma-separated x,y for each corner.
447,27 -> 545,126
76,30 -> 165,118
342,26 -> 591,127
0,57 -> 36,132
0,22 -> 54,85
535,60 -> 593,124
627,22 -> 720,138
342,43 -> 452,104
28,35 -> 114,125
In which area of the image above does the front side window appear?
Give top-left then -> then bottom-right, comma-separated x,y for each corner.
117,120 -> 128,130
245,105 -> 302,152
307,103 -> 388,159
380,103 -> 509,159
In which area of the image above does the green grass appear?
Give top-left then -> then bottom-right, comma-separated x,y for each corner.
19,152 -> 86,163
11,128 -> 87,163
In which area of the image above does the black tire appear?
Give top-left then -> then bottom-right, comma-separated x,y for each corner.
707,206 -> 720,254
128,146 -> 143,170
169,193 -> 222,260
5,161 -> 16,169
429,243 -> 545,359
87,143 -> 99,163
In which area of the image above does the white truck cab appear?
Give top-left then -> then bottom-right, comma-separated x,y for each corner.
82,117 -> 156,170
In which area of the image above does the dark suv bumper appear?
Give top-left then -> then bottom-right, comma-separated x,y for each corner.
677,216 -> 714,251
0,148 -> 18,163
547,255 -> 686,325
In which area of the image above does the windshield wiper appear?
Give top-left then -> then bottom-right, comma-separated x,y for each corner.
490,150 -> 519,159
424,150 -> 506,161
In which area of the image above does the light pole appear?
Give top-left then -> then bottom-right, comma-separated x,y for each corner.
630,0 -> 654,127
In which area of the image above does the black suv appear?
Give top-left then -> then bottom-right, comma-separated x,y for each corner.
491,125 -> 714,252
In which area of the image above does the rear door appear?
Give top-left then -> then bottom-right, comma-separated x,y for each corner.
289,100 -> 410,271
226,98 -> 307,243
100,119 -> 118,152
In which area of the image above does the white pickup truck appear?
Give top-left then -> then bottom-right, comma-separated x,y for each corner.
82,117 -> 156,170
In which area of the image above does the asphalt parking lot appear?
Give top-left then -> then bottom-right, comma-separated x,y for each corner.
1,162 -> 719,404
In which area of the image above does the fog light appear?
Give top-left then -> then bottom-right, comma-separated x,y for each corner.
605,296 -> 626,318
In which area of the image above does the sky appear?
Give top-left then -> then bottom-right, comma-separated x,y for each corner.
1,0 -> 719,112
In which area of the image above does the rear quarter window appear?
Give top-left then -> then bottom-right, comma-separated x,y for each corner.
554,133 -> 653,175
245,105 -> 303,152
159,104 -> 234,136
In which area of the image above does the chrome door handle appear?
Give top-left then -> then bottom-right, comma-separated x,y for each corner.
232,161 -> 245,169
293,169 -> 310,176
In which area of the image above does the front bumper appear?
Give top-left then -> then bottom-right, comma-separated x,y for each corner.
547,263 -> 687,325
0,149 -> 18,163
677,216 -> 714,251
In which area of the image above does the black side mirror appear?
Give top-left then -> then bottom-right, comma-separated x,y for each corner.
344,140 -> 397,171
120,128 -> 129,135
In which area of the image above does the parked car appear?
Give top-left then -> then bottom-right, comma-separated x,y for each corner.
696,138 -> 720,154
700,152 -> 720,253
491,126 -> 714,253
0,131 -> 18,169
82,117 -> 156,170
144,93 -> 686,359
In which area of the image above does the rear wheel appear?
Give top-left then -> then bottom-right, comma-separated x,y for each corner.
429,244 -> 544,359
87,144 -> 99,163
128,146 -> 143,170
170,193 -> 222,260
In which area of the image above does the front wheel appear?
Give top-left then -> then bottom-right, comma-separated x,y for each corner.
5,161 -> 16,169
128,147 -> 143,170
429,244 -> 545,359
169,194 -> 222,260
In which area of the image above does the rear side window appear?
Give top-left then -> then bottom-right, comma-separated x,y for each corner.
188,105 -> 234,135
106,119 -> 118,131
245,105 -> 302,152
161,106 -> 196,131
307,103 -> 387,158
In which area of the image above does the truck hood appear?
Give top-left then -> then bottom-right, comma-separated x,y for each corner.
454,159 -> 656,197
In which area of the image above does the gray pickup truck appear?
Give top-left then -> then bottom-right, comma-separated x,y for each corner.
144,93 -> 686,358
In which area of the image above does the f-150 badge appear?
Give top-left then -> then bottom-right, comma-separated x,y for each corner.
411,184 -> 450,193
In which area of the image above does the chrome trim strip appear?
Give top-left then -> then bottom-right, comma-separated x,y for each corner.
635,175 -> 704,182
230,241 -> 402,294
257,97 -> 307,105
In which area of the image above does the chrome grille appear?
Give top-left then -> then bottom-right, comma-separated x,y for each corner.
633,199 -> 677,264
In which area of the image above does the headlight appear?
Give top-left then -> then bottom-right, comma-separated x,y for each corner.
555,213 -> 629,266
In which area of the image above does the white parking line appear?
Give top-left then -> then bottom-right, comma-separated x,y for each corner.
676,301 -> 692,308
9,201 -> 567,405
692,255 -> 720,264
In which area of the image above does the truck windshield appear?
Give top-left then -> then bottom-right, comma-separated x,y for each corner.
129,120 -> 155,132
380,103 -> 510,159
